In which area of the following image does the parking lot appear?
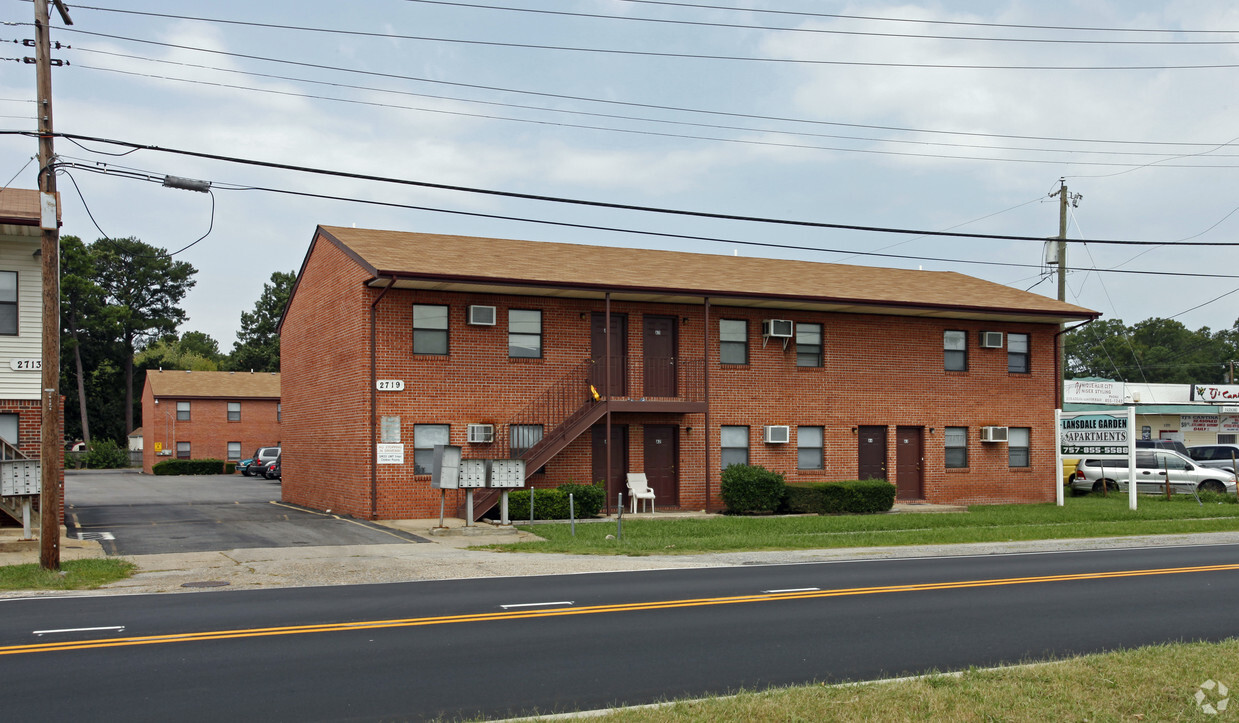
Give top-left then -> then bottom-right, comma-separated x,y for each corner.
66,469 -> 430,556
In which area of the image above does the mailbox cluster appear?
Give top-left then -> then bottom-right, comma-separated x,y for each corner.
0,459 -> 39,497
430,445 -> 526,490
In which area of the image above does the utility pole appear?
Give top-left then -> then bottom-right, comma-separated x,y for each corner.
1050,179 -> 1081,409
33,0 -> 72,570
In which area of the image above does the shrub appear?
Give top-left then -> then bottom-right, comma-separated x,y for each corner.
84,439 -> 129,469
720,464 -> 786,514
152,458 -> 232,476
507,481 -> 605,520
781,479 -> 897,515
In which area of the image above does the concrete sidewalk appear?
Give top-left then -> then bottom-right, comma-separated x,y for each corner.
6,506 -> 1239,597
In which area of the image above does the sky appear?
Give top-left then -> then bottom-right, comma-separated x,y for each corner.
3,0 -> 1239,355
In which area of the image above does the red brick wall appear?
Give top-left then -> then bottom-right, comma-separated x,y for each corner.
279,237 -> 374,515
140,375 -> 281,474
282,240 -> 1063,519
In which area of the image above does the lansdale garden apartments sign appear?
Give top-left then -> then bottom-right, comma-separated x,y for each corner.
1055,407 -> 1138,510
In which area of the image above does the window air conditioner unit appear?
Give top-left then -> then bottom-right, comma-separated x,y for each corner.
980,426 -> 1008,443
762,319 -> 794,338
764,425 -> 791,444
467,424 -> 494,444
468,305 -> 497,326
980,331 -> 1004,349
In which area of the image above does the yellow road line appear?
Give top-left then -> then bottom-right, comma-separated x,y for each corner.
4,562 -> 1236,657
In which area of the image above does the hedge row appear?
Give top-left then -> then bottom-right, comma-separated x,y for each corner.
720,464 -> 896,515
506,482 -> 605,520
152,458 -> 237,476
782,479 -> 897,515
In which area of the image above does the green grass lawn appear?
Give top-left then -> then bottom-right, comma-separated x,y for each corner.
588,638 -> 1239,721
484,493 -> 1239,555
0,558 -> 136,590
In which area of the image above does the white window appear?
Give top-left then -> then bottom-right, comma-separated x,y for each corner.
797,426 -> 823,470
227,442 -> 241,461
508,309 -> 542,358
510,424 -> 544,457
944,330 -> 967,371
176,441 -> 191,459
0,271 -> 16,335
227,401 -> 241,421
719,319 -> 747,365
1008,333 -> 1029,373
277,403 -> 281,422
0,413 -> 17,446
945,427 -> 968,468
1009,427 -> 1030,467
413,424 -> 450,475
721,425 -> 749,469
1219,434 -> 1237,445
176,401 -> 191,421
413,304 -> 449,355
796,323 -> 822,367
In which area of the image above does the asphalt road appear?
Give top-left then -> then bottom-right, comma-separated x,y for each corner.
65,470 -> 429,554
3,543 -> 1238,721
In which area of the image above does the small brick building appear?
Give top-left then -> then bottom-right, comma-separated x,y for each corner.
140,370 -> 281,473
280,226 -> 1098,520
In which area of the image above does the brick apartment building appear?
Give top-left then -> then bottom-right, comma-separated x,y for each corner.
280,226 -> 1098,520
278,225 -> 1095,519
140,370 -> 281,473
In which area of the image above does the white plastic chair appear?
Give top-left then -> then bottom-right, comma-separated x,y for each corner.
626,472 -> 655,514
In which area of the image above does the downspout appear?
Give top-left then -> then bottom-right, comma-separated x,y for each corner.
703,296 -> 711,512
1054,318 -> 1094,410
605,291 -> 612,516
370,277 -> 397,520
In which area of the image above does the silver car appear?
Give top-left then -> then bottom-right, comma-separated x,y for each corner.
1071,449 -> 1237,495
1187,444 -> 1239,474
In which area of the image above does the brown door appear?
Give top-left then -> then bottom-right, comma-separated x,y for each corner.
590,312 -> 627,397
592,424 -> 629,504
857,426 -> 887,480
895,426 -> 924,500
643,315 -> 678,398
643,424 -> 679,507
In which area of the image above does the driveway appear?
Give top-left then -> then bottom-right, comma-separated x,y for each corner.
66,470 -> 429,556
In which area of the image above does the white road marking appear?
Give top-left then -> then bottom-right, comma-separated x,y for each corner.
499,601 -> 574,610
33,625 -> 126,636
761,587 -> 820,594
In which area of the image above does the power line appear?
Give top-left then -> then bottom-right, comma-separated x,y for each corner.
22,129 -> 1232,247
612,0 -> 1239,35
71,48 -> 1239,163
47,34 -> 1237,151
74,2 -> 1239,47
54,26 -> 1239,71
73,62 -> 1239,169
54,159 -> 1239,281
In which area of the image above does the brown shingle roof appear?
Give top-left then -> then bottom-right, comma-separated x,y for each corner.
146,370 -> 281,399
316,226 -> 1097,322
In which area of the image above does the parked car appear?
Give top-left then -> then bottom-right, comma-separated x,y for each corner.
1187,444 -> 1239,474
236,458 -> 254,474
1135,438 -> 1190,457
242,446 -> 280,476
1071,449 -> 1237,495
264,457 -> 281,480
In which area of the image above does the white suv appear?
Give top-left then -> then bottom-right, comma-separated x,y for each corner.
1071,449 -> 1236,495
243,446 -> 281,477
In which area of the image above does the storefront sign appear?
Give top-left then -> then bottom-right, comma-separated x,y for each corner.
1192,384 -> 1239,402
1057,411 -> 1133,456
1181,414 -> 1220,432
1063,379 -> 1126,405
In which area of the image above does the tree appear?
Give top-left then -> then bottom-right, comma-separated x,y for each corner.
1064,317 -> 1228,384
135,331 -> 223,371
228,271 -> 295,372
60,235 -> 105,443
92,237 -> 197,436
